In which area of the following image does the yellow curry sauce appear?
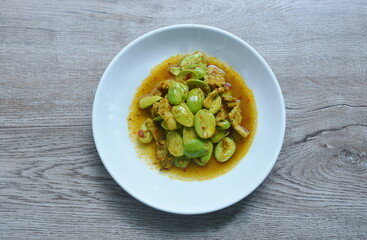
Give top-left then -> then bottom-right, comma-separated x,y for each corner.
128,55 -> 257,181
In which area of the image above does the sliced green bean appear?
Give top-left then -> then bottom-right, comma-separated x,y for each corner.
210,129 -> 229,143
214,137 -> 236,162
166,131 -> 184,157
172,103 -> 194,127
179,51 -> 208,67
183,127 -> 198,145
173,157 -> 190,168
217,120 -> 231,130
161,121 -> 183,130
186,88 -> 205,114
139,96 -> 163,109
183,139 -> 210,158
138,119 -> 153,143
186,79 -> 211,94
194,158 -> 206,166
169,66 -> 181,76
167,81 -> 188,105
198,141 -> 213,165
209,95 -> 222,114
153,116 -> 163,122
194,109 -> 216,139
182,64 -> 207,79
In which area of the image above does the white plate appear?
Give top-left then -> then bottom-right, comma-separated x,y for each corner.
92,24 -> 285,214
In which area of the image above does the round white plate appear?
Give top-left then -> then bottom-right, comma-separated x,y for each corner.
93,24 -> 285,214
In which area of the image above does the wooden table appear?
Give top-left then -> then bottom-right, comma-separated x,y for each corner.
1,1 -> 366,239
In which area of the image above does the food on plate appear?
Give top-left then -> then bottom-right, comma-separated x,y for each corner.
128,51 -> 257,180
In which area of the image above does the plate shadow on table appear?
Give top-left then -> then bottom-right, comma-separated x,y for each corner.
92,152 -> 262,234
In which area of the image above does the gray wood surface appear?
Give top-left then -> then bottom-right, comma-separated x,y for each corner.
1,0 -> 366,239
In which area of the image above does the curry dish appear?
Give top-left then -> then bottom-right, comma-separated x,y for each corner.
128,52 -> 257,181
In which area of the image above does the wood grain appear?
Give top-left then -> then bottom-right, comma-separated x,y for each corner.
1,0 -> 366,239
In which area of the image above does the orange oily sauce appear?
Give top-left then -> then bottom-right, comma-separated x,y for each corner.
128,55 -> 257,181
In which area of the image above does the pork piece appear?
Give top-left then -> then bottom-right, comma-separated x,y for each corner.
145,118 -> 173,169
203,87 -> 225,109
157,97 -> 177,130
204,65 -> 225,88
145,118 -> 165,145
215,106 -> 229,124
156,144 -> 174,169
221,92 -> 238,108
151,80 -> 173,96
151,102 -> 160,119
228,102 -> 250,140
